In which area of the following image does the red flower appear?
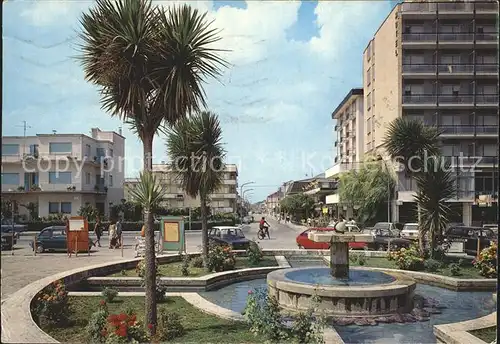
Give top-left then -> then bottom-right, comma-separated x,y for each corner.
148,323 -> 154,329
117,313 -> 128,322
99,299 -> 106,305
107,314 -> 118,323
129,314 -> 136,322
248,290 -> 253,295
100,329 -> 108,337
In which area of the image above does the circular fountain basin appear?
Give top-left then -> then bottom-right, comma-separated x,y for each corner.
267,267 -> 416,317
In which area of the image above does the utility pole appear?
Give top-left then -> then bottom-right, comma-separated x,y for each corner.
15,121 -> 32,155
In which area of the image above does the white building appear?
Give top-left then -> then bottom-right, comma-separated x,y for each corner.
124,163 -> 238,213
1,128 -> 125,219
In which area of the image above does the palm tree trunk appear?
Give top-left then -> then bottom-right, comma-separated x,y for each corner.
142,134 -> 157,334
200,191 -> 209,269
417,203 -> 425,255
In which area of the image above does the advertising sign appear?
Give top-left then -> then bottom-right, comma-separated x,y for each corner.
160,216 -> 185,253
68,216 -> 89,256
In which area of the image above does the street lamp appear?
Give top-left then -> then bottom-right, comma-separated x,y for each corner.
241,188 -> 254,218
239,181 -> 255,220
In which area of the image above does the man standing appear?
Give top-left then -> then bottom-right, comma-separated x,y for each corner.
116,218 -> 123,247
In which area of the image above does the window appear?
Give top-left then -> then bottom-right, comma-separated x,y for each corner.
407,114 -> 425,122
476,85 -> 497,95
85,144 -> 91,157
2,144 -> 19,155
476,115 -> 497,126
367,92 -> 372,109
85,172 -> 91,184
96,174 -> 103,185
366,68 -> 371,85
109,149 -> 113,157
1,173 -> 20,185
96,147 -> 105,157
29,144 -> 39,155
48,172 -> 72,184
404,85 -> 412,95
442,116 -> 461,125
476,55 -> 496,64
367,117 -> 372,133
61,202 -> 72,214
109,175 -> 113,187
441,54 -> 461,64
49,142 -> 72,154
372,66 -> 375,81
49,202 -> 60,214
477,26 -> 484,34
372,89 -> 375,108
441,25 -> 460,33
482,144 -> 497,156
440,84 -> 460,95
404,54 -> 425,64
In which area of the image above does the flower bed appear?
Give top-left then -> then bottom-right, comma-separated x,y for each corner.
42,296 -> 257,343
468,326 -> 497,343
109,256 -> 278,278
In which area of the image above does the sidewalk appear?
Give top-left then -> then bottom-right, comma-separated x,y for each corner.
266,216 -> 306,232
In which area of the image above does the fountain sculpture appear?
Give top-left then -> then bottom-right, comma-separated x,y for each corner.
267,231 -> 421,321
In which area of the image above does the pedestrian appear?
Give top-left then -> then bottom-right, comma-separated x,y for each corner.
94,216 -> 102,247
108,219 -> 118,249
116,218 -> 123,247
335,215 -> 347,233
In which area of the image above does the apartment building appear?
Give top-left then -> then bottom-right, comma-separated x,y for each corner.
363,0 -> 499,224
124,163 -> 238,213
1,128 -> 125,218
333,88 -> 365,165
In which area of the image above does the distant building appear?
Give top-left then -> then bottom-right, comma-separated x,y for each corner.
2,128 -> 125,218
124,163 -> 238,213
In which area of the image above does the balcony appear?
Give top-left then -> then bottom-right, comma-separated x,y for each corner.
439,125 -> 475,136
439,95 -> 474,105
475,64 -> 499,75
400,2 -> 497,16
402,64 -> 437,75
477,156 -> 499,165
402,33 -> 497,48
476,95 -> 499,106
211,193 -> 237,199
475,126 -> 498,136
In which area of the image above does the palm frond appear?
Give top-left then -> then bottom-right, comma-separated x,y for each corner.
383,118 -> 442,175
127,171 -> 166,211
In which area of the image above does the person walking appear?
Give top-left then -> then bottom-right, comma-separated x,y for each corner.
94,216 -> 102,247
108,220 -> 118,249
335,215 -> 347,233
116,218 -> 123,247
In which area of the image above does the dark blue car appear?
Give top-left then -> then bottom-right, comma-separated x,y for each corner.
208,226 -> 250,250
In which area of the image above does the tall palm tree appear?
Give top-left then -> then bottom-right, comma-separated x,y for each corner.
166,111 -> 226,267
414,159 -> 456,259
383,117 -> 453,255
78,0 -> 227,332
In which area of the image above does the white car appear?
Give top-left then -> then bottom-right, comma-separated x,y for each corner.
401,223 -> 419,240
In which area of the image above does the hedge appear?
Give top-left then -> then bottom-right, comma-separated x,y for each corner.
22,219 -> 236,232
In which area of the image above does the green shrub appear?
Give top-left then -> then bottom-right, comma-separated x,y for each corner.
156,309 -> 185,341
424,259 -> 441,272
191,256 -> 204,268
181,255 -> 190,276
357,254 -> 367,266
135,259 -> 159,278
207,244 -> 236,272
101,287 -> 118,303
387,243 -> 425,271
155,280 -> 167,303
31,280 -> 70,328
449,263 -> 461,276
473,242 -> 497,278
247,241 -> 263,266
349,253 -> 366,266
86,309 -> 108,343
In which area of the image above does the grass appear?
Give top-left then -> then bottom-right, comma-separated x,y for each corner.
111,256 -> 278,278
347,256 -> 491,279
45,296 -> 258,343
469,326 -> 497,343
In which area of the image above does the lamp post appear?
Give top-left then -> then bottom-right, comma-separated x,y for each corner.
376,153 -> 392,223
241,188 -> 254,216
239,181 -> 255,221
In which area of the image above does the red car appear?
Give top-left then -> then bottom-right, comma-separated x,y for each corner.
296,226 -> 367,250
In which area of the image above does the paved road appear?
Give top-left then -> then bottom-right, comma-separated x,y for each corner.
1,216 -> 303,299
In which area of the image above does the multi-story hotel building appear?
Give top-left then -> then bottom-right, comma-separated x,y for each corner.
362,0 -> 498,224
124,163 -> 238,213
1,128 -> 125,218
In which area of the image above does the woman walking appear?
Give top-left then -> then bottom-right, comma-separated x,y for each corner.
94,216 -> 102,247
108,220 -> 118,249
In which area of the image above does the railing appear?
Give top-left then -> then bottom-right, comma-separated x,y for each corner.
438,64 -> 474,74
475,64 -> 499,73
438,95 -> 474,104
400,2 -> 497,13
475,126 -> 498,134
403,94 -> 437,104
475,34 -> 498,42
456,190 -> 475,199
475,2 -> 499,12
402,33 -> 436,42
438,33 -> 474,42
439,125 -> 475,135
402,64 -> 437,73
478,157 -> 499,164
476,95 -> 499,104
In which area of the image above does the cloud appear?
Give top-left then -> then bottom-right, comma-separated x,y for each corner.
4,0 -> 392,201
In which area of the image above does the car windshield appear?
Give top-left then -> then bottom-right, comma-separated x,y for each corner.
403,224 -> 418,231
374,223 -> 390,230
220,228 -> 244,238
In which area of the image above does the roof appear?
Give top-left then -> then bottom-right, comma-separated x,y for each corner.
331,88 -> 363,119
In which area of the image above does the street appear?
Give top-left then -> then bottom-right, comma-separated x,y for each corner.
1,217 -> 303,299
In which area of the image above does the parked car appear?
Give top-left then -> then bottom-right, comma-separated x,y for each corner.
1,219 -> 27,243
208,226 -> 250,250
483,224 -> 498,235
401,223 -> 419,240
462,227 -> 496,256
296,227 -> 366,250
365,228 -> 412,251
29,226 -> 93,253
365,222 -> 403,234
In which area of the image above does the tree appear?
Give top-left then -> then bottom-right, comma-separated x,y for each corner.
414,159 -> 456,259
337,157 -> 394,224
279,193 -> 315,221
383,118 -> 454,256
20,202 -> 38,221
78,204 -> 99,222
166,111 -> 226,268
78,0 -> 227,331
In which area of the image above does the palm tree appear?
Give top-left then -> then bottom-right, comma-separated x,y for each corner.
166,111 -> 226,268
414,159 -> 456,259
78,0 -> 227,332
383,118 -> 441,176
383,117 -> 453,255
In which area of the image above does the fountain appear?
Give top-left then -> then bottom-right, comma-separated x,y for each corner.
267,231 -> 419,320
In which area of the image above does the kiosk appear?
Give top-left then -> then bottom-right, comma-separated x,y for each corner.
160,216 -> 185,254
68,216 -> 90,257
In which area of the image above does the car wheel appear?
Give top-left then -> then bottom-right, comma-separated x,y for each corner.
36,244 -> 44,254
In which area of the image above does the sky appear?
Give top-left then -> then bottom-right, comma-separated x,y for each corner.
2,0 -> 395,202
